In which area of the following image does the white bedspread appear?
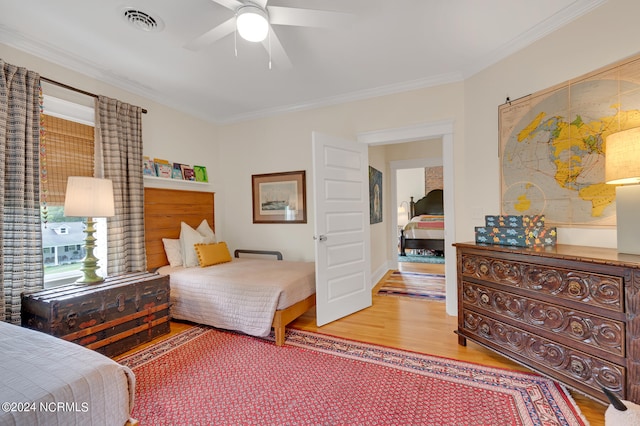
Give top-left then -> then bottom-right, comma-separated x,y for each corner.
402,227 -> 445,239
158,258 -> 316,338
403,215 -> 445,239
0,321 -> 135,426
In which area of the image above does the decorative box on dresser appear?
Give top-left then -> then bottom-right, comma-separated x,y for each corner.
21,271 -> 170,358
454,242 -> 640,405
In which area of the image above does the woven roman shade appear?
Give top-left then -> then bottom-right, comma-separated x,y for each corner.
41,114 -> 94,205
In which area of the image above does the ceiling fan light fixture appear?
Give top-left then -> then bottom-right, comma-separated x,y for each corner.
236,5 -> 269,42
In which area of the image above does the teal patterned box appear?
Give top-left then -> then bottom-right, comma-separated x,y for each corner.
485,215 -> 545,228
475,226 -> 557,247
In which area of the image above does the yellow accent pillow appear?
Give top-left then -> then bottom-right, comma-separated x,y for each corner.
194,242 -> 232,267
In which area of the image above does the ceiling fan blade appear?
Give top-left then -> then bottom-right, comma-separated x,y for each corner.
267,6 -> 352,28
262,29 -> 292,70
184,17 -> 236,51
209,0 -> 243,11
252,0 -> 269,8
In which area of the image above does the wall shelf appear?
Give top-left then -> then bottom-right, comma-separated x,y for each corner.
143,175 -> 209,185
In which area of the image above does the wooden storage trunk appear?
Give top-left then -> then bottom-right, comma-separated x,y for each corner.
21,271 -> 170,358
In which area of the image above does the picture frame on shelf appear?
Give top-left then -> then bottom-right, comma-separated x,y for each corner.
194,165 -> 208,182
252,170 -> 306,224
143,156 -> 156,176
154,158 -> 171,178
172,163 -> 185,179
181,164 -> 196,181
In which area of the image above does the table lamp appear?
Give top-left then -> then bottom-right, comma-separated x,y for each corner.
605,127 -> 640,255
63,177 -> 115,284
397,201 -> 410,228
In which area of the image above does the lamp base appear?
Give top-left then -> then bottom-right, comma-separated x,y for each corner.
75,217 -> 105,285
616,185 -> 640,255
75,272 -> 105,285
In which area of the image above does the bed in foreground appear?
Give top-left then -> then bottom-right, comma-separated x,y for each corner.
0,321 -> 135,426
144,187 -> 316,346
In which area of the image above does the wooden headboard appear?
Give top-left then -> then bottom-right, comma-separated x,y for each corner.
410,189 -> 444,217
144,187 -> 215,271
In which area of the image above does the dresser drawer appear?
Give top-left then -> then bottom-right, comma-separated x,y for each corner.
460,253 -> 623,313
462,281 -> 625,358
460,309 -> 626,400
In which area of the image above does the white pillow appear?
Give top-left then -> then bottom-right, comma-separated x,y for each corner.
196,219 -> 216,243
180,221 -> 217,267
162,238 -> 183,267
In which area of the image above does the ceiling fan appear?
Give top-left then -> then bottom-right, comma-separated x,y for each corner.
184,0 -> 350,69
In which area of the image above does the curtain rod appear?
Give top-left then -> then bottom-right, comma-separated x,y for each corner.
40,76 -> 148,114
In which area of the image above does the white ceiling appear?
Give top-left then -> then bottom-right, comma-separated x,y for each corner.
0,0 -> 605,124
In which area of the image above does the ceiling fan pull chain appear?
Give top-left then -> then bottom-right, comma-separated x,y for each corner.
234,16 -> 238,58
268,28 -> 272,70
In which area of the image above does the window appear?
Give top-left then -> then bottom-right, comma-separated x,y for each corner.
41,96 -> 106,287
54,226 -> 68,235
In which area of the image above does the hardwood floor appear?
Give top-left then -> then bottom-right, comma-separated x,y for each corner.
119,260 -> 606,425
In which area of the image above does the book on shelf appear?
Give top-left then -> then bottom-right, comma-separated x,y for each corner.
193,165 -> 208,182
172,163 -> 185,180
143,156 -> 156,176
154,158 -> 172,178
181,164 -> 196,181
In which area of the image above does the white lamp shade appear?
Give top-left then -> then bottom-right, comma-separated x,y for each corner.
237,5 -> 269,42
397,205 -> 408,227
605,127 -> 640,185
64,177 -> 115,218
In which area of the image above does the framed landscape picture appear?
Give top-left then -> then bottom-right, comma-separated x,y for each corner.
252,170 -> 306,224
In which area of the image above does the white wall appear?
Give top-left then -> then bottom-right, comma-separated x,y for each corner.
461,0 -> 640,247
397,168 -> 424,214
217,82 -> 465,270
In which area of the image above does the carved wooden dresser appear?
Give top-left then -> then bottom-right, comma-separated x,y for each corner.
21,271 -> 170,358
455,242 -> 640,404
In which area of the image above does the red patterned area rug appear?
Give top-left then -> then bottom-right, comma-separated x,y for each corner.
118,326 -> 587,425
377,271 -> 446,301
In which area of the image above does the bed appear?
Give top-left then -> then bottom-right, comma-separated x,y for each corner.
144,187 -> 316,346
0,321 -> 135,426
399,188 -> 445,256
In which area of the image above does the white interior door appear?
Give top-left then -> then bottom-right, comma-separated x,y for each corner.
312,131 -> 371,326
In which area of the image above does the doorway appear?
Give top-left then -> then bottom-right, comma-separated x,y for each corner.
357,120 -> 457,316
392,156 -> 444,269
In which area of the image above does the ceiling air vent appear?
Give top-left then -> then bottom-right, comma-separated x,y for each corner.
122,8 -> 164,32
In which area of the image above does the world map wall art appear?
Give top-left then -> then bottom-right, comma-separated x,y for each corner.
499,53 -> 640,227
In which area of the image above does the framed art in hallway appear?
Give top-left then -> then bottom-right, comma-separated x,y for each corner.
252,170 -> 306,224
369,166 -> 382,224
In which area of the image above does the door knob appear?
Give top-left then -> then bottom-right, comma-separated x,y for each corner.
314,235 -> 327,241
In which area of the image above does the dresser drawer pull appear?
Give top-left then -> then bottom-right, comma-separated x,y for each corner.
570,358 -> 586,376
568,281 -> 583,296
570,320 -> 584,336
480,323 -> 490,335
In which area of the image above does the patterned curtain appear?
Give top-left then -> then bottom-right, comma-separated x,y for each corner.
95,95 -> 146,274
0,60 -> 44,323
